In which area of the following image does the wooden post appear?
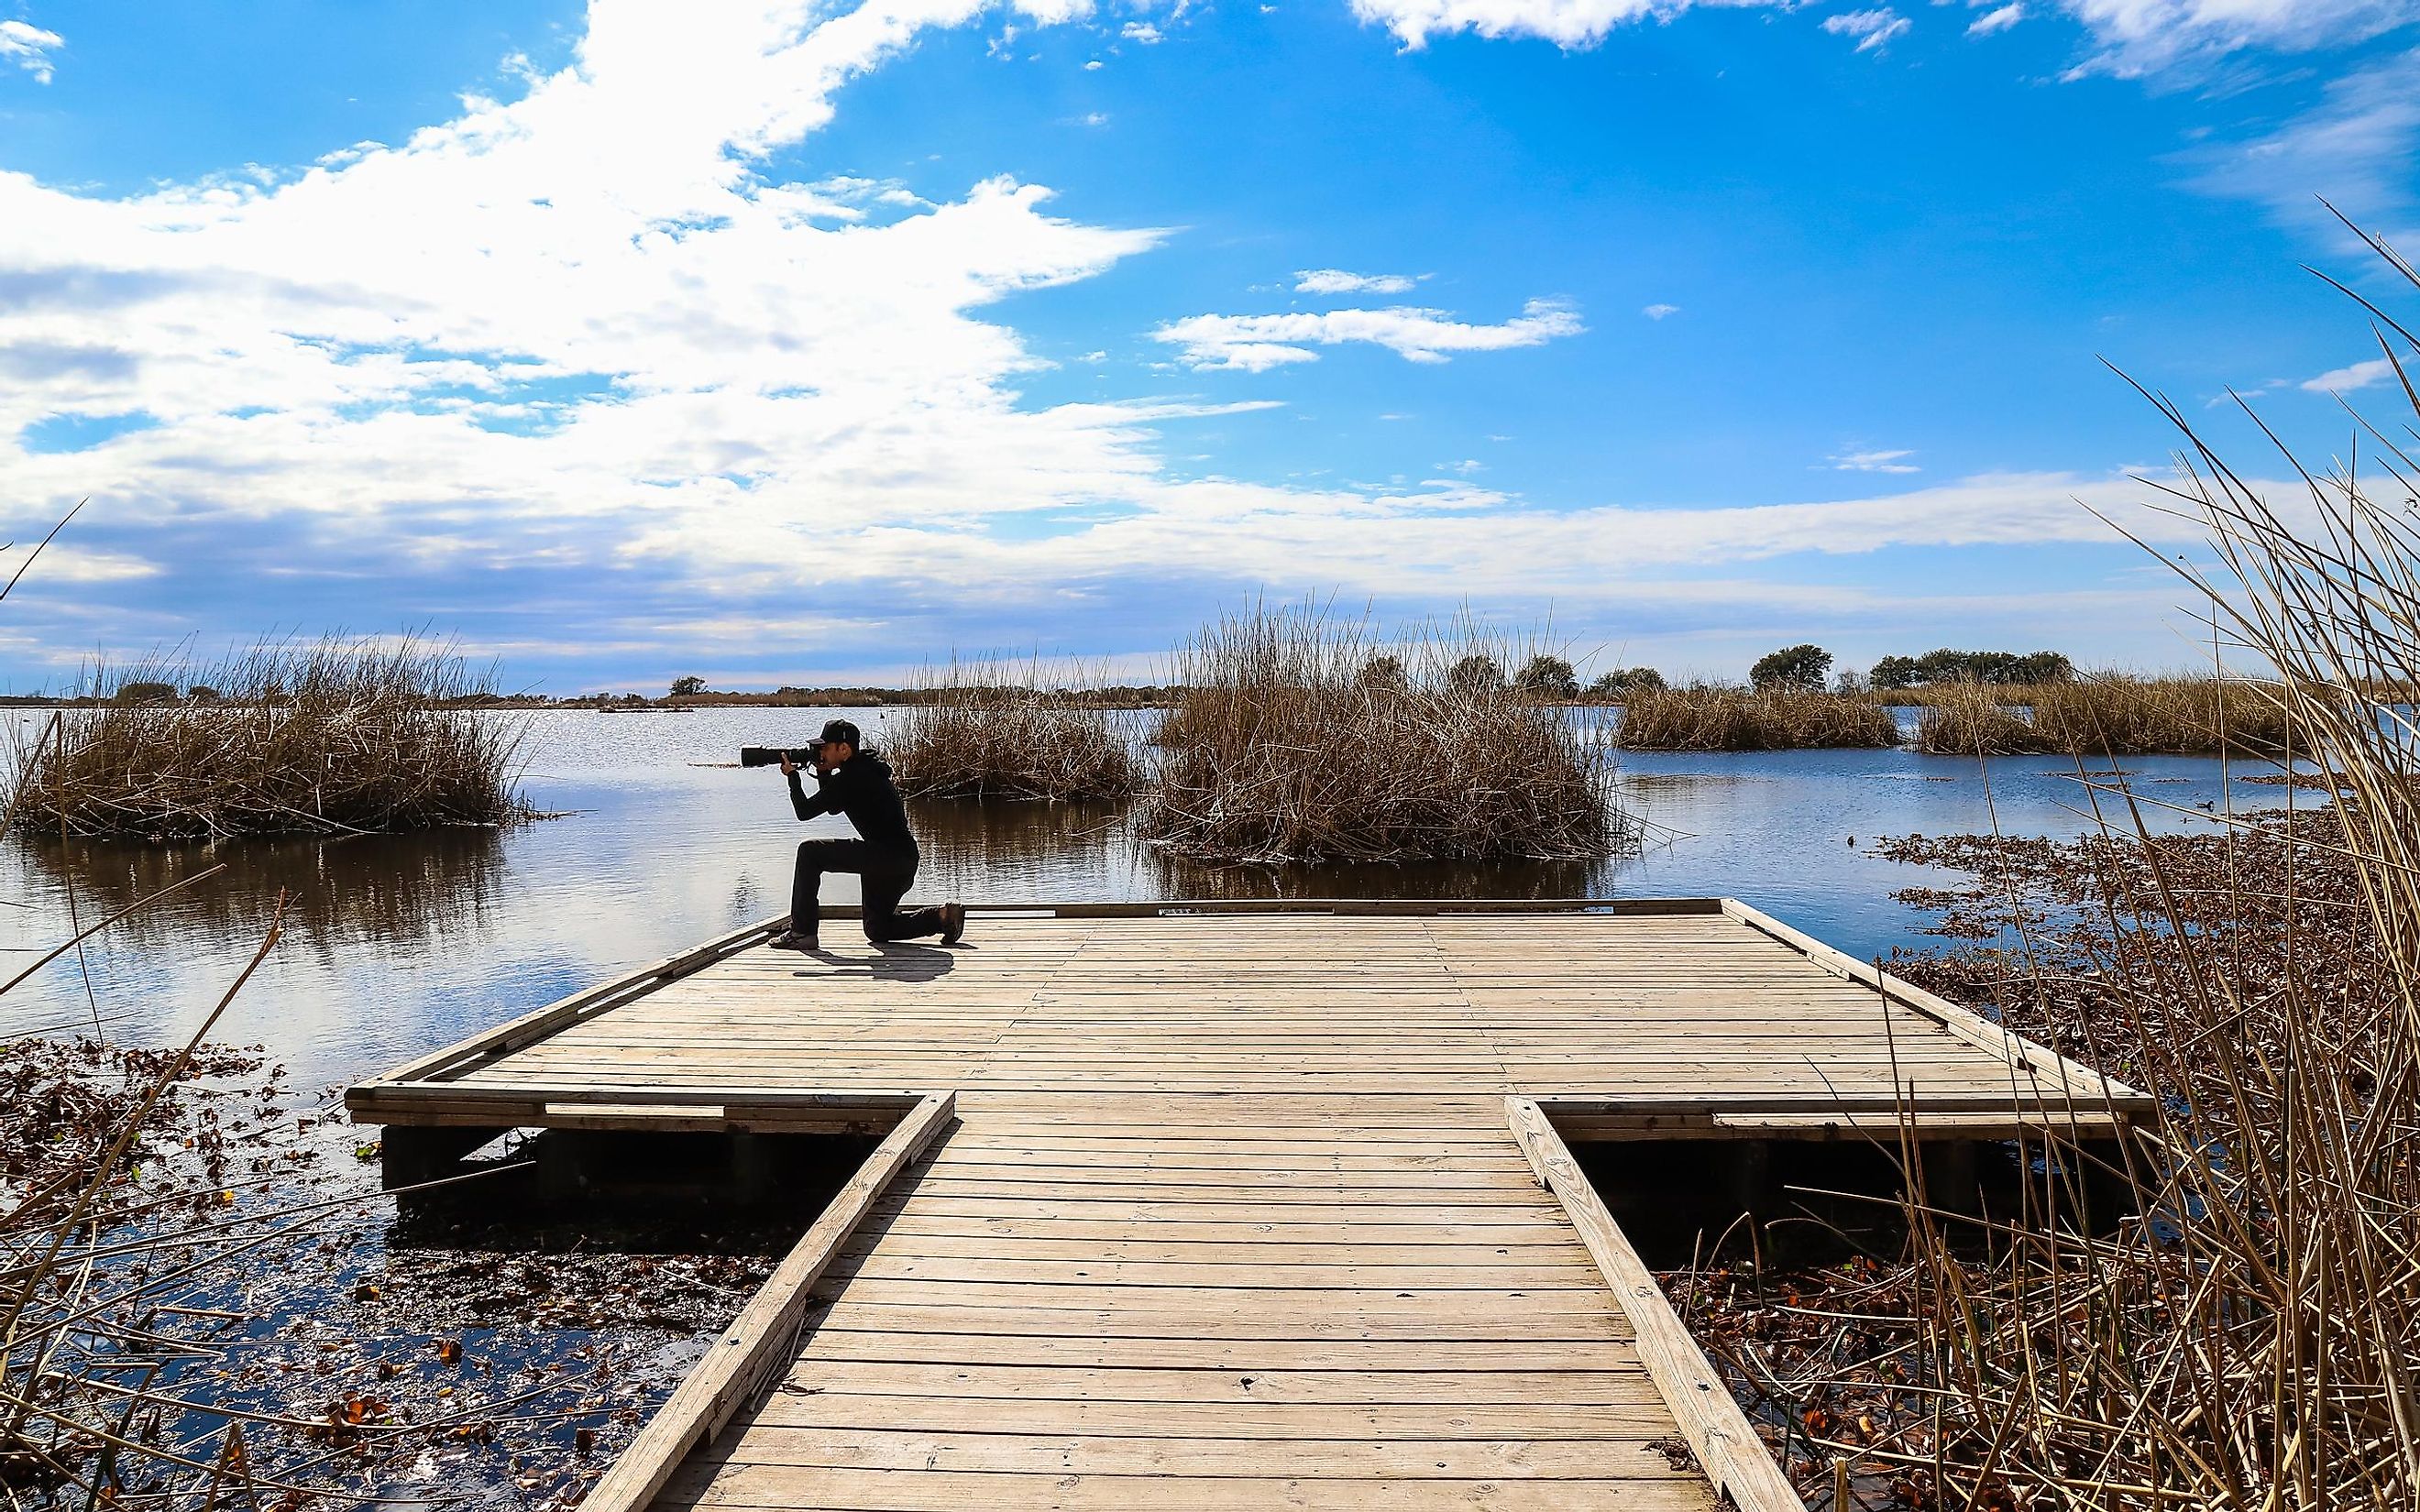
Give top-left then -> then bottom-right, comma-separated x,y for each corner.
379,1124 -> 507,1192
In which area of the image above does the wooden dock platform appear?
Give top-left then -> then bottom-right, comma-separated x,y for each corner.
348,898 -> 2148,1510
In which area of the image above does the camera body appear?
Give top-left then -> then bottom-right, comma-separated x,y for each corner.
739,746 -> 820,768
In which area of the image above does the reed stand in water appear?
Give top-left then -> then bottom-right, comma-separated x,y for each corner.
1614,685 -> 1901,751
886,659 -> 1138,802
1141,605 -> 1625,863
7,637 -> 532,841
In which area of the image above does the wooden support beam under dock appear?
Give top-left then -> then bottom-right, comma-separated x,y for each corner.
349,898 -> 2148,1509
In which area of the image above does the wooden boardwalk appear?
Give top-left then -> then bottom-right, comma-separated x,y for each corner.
349,899 -> 2148,1510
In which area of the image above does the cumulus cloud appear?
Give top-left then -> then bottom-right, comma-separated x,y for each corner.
1967,4 -> 2025,38
1349,0 -> 1772,49
1295,268 -> 1418,295
1642,302 -> 1679,320
1823,8 -> 1911,52
0,0 -> 2311,683
1153,298 -> 1585,370
0,18 -> 62,83
1830,448 -> 1920,473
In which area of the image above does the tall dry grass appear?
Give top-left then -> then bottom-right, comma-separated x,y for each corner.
1728,223 -> 2420,1509
8,637 -> 531,840
1911,681 -> 2055,756
886,659 -> 1139,802
1615,684 -> 1901,751
1141,605 -> 1624,863
2027,673 -> 2293,756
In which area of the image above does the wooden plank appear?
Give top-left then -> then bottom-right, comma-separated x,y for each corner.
1508,1096 -> 1805,1512
542,1101 -> 730,1132
658,1467 -> 1705,1511
759,1361 -> 1651,1404
356,913 -> 790,1087
1719,897 -> 2153,1115
674,1428 -> 1701,1477
583,1090 -> 955,1512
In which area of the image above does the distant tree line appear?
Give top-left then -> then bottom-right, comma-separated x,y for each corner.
1869,649 -> 2074,688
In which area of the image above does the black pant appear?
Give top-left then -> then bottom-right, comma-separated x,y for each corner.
792,838 -> 944,942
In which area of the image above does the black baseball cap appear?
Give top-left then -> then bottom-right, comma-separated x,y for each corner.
814,719 -> 863,748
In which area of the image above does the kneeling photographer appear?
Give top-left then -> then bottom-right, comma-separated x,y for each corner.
753,719 -> 965,951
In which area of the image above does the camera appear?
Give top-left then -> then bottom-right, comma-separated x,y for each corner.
739,747 -> 819,768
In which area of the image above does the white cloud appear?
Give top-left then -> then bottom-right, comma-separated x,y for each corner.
2054,1 -> 2420,79
1641,302 -> 1679,320
2179,49 -> 2420,235
2301,355 -> 2404,392
1295,268 -> 1418,295
1967,4 -> 2025,38
1345,0 -> 2412,75
1830,447 -> 1920,473
1154,299 -> 1585,370
1823,8 -> 1911,52
1349,0 -> 1773,49
0,18 -> 62,83
1121,20 -> 1164,41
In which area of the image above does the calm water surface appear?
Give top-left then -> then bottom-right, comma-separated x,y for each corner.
0,707 -> 2274,1085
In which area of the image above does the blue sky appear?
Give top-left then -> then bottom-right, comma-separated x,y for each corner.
0,0 -> 2414,692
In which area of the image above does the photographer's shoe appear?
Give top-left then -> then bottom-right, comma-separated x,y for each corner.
940,903 -> 967,946
769,929 -> 818,952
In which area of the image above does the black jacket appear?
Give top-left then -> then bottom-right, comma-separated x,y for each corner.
788,751 -> 918,854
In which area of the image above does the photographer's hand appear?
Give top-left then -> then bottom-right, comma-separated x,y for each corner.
779,754 -> 797,777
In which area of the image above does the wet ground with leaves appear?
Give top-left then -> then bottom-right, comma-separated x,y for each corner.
2,1041 -> 786,1509
1655,805 -> 2371,1510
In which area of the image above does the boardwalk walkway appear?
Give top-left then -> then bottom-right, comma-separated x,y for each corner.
349,900 -> 2147,1510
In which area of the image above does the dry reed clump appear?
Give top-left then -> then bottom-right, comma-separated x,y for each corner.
1671,224 -> 2420,1509
2026,673 -> 2293,755
8,637 -> 533,841
886,660 -> 1139,802
1141,607 -> 1624,863
1614,684 -> 1901,751
1910,681 -> 2054,755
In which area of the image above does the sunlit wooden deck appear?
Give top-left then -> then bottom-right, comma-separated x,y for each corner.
348,898 -> 2147,1511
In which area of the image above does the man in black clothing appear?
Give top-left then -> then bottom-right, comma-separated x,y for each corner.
772,719 -> 966,951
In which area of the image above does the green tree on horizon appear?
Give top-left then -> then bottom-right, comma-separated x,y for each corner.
1751,644 -> 1832,693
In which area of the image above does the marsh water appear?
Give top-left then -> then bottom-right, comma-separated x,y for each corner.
0,706 -> 2275,1087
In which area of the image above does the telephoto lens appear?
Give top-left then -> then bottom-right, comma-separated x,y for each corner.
739,747 -> 815,768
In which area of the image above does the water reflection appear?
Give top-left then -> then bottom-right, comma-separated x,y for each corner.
16,827 -> 512,964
